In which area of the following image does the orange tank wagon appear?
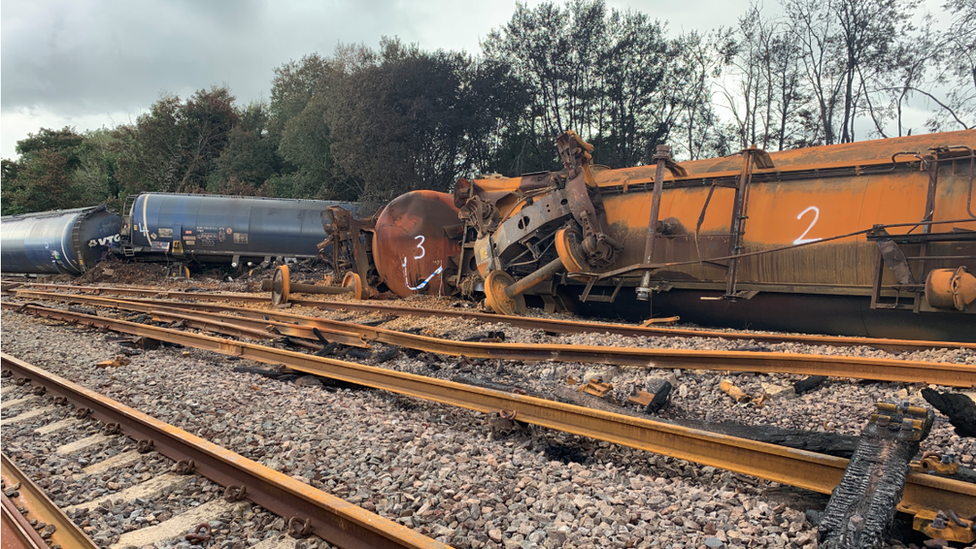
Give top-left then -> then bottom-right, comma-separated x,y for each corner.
361,130 -> 976,341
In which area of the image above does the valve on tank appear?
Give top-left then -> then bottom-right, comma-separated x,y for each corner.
925,266 -> 976,311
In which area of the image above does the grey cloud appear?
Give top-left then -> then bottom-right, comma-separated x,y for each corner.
1,0 -> 420,117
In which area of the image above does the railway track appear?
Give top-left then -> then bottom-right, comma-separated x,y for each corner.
2,452 -> 98,549
2,303 -> 973,522
6,282 -> 973,353
1,352 -> 447,549
5,291 -> 975,388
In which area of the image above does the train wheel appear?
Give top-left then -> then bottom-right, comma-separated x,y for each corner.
167,265 -> 191,279
342,272 -> 364,300
484,270 -> 526,316
271,265 -> 291,306
554,227 -> 588,273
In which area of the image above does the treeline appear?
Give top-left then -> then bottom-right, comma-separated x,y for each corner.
2,0 -> 972,215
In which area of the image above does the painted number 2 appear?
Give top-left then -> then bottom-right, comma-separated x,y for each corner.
793,206 -> 822,245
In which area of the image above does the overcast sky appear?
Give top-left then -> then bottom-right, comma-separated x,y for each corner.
0,0 -> 767,160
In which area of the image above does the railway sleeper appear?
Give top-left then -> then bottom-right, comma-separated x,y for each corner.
818,402 -> 938,548
921,388 -> 976,438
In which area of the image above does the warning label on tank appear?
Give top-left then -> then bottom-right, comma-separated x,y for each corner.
158,228 -> 173,238
233,233 -> 248,244
196,230 -> 217,247
151,241 -> 170,252
184,237 -> 196,246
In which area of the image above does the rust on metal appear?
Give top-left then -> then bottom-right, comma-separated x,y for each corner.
4,316 -> 974,519
223,485 -> 247,502
637,145 -> 674,300
910,453 -> 960,476
628,391 -> 655,407
719,379 -> 752,403
96,356 -> 130,368
578,379 -> 613,398
6,296 -> 975,388
185,523 -> 212,545
914,509 -> 976,544
818,402 -> 935,547
0,353 -> 450,549
11,284 -> 975,352
365,130 -> 976,338
925,266 -> 976,311
372,190 -> 461,298
1,453 -> 99,549
264,265 -> 361,305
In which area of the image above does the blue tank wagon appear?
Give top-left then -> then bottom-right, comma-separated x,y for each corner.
1,205 -> 122,275
120,193 -> 360,267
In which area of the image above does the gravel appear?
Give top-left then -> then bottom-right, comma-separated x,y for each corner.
2,288 -> 973,549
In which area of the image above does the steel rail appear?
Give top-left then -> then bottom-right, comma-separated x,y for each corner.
1,453 -> 98,549
13,290 -> 372,349
0,353 -> 449,549
3,305 -> 974,518
7,283 -> 973,353
8,292 -> 976,388
2,493 -> 50,549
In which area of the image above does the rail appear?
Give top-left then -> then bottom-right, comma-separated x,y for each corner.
0,353 -> 450,549
3,305 -> 974,518
8,291 -> 976,388
1,453 -> 99,549
5,283 -> 974,353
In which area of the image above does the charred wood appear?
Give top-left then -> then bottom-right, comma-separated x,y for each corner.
794,375 -> 828,395
921,388 -> 976,437
818,403 -> 934,549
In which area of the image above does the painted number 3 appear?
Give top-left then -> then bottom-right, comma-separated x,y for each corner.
793,206 -> 822,245
413,235 -> 426,259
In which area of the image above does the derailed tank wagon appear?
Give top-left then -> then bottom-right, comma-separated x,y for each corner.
1,205 -> 122,276
359,130 -> 976,341
119,193 -> 360,268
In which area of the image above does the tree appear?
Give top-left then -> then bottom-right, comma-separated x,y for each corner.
1,127 -> 89,215
265,52 -> 365,199
593,10 -> 671,166
718,4 -> 809,150
72,129 -> 123,209
483,0 -> 725,164
924,0 -> 975,130
482,1 -> 608,144
325,39 -> 503,201
209,102 -> 279,194
782,0 -> 916,144
1,149 -> 80,214
113,87 -> 239,196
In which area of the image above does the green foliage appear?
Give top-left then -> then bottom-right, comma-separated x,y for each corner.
113,87 -> 239,196
483,0 -> 725,163
1,127 -> 93,215
324,38 -> 523,202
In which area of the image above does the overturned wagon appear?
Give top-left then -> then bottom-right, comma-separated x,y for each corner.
0,205 -> 122,276
361,130 -> 976,341
120,193 -> 360,268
